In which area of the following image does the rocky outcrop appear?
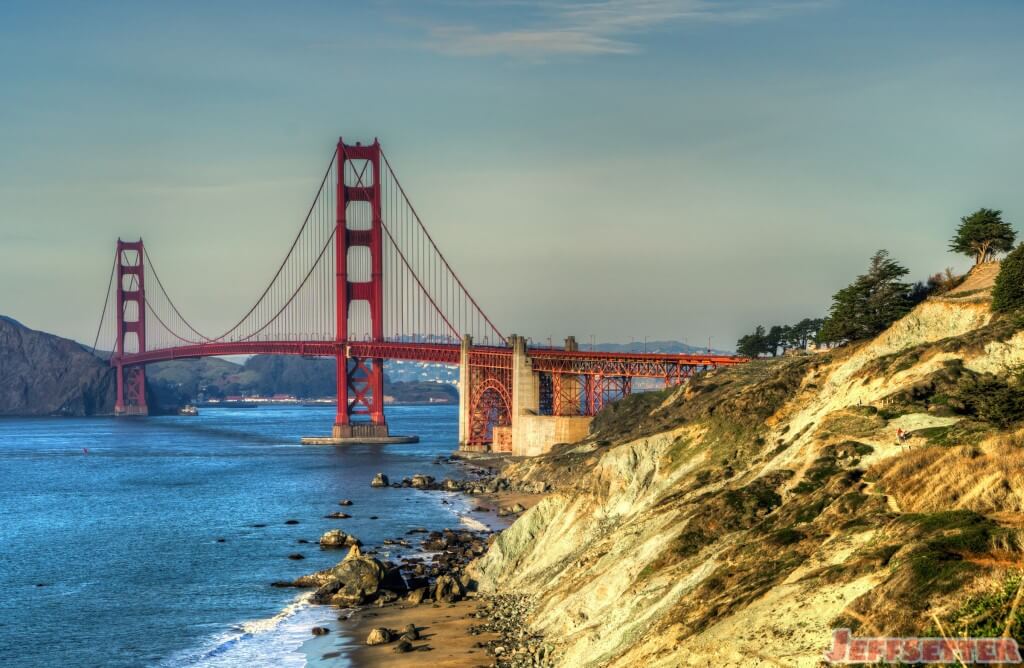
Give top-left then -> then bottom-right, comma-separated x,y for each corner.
319,529 -> 359,548
0,316 -> 116,416
295,545 -> 386,607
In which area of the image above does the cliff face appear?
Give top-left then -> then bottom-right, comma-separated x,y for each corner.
471,285 -> 1024,666
0,317 -> 116,416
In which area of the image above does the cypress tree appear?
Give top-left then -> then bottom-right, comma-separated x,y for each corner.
992,244 -> 1024,313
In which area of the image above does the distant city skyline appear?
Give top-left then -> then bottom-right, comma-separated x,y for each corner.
2,1 -> 1022,348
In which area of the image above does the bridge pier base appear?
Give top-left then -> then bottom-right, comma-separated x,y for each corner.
302,423 -> 419,446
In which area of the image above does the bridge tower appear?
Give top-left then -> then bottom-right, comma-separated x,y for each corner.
333,139 -> 389,440
113,239 -> 148,416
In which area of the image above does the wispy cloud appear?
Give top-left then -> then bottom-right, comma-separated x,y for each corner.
424,0 -> 832,58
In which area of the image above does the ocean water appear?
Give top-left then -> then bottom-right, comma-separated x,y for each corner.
0,404 -> 470,667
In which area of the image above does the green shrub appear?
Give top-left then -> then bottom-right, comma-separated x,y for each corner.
957,373 -> 1024,428
993,243 -> 1024,312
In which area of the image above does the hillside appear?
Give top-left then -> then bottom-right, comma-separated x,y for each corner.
0,317 -> 116,416
470,264 -> 1024,666
148,354 -> 458,404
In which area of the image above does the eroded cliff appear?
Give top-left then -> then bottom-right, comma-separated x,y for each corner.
471,277 -> 1024,666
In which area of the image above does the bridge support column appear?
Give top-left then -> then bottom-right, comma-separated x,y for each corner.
113,239 -> 148,417
303,138 -> 416,446
509,334 -> 539,454
508,334 -> 594,457
458,334 -> 471,446
553,336 -> 582,416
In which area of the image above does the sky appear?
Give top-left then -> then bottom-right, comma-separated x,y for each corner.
2,0 -> 1024,350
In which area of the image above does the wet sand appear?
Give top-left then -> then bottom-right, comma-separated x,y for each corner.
342,597 -> 499,667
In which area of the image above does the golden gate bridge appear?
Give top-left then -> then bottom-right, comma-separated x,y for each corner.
91,138 -> 744,453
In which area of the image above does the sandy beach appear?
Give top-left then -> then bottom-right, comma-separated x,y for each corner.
300,464 -> 548,667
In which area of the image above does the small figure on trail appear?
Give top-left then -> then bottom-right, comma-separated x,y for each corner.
896,428 -> 905,445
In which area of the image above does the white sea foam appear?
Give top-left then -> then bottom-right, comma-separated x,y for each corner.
458,513 -> 489,532
240,591 -> 314,634
159,591 -> 345,668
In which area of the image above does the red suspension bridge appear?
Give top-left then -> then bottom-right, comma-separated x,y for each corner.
92,138 -> 744,453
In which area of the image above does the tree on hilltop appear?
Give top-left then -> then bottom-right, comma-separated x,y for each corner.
735,318 -> 825,357
950,208 -> 1016,265
992,243 -> 1024,313
764,325 -> 786,356
818,250 -> 914,344
736,325 -> 767,358
786,318 -> 824,349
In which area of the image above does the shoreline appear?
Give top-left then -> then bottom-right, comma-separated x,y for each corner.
297,453 -> 547,667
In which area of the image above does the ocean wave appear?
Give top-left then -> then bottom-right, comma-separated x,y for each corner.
158,591 -> 339,668
239,591 -> 314,634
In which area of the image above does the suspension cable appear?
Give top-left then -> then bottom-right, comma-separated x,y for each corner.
90,250 -> 117,356
381,150 -> 505,343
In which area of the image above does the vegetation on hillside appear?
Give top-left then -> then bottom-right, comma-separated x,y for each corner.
818,250 -> 921,344
993,243 -> 1024,313
735,318 -> 824,358
950,207 -> 1016,265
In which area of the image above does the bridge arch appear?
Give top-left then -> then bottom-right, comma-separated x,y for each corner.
468,375 -> 511,447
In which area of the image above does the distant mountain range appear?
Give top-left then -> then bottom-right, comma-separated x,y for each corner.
590,340 -> 731,355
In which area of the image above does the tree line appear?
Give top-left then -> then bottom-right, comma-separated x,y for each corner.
735,319 -> 824,358
736,207 -> 1023,355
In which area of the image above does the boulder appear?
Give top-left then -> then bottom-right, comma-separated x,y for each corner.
402,623 -> 419,640
410,474 -> 435,489
406,587 -> 427,605
434,574 -> 465,603
393,639 -> 413,653
288,553 -> 305,560
366,627 -> 392,645
324,512 -> 351,519
311,626 -> 330,636
441,478 -> 462,491
371,473 -> 389,487
381,566 -> 408,594
376,588 -> 400,604
497,502 -> 526,517
338,499 -> 353,506
319,529 -> 359,548
296,545 -> 387,607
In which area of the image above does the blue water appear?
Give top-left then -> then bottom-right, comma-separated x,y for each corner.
0,405 -> 470,667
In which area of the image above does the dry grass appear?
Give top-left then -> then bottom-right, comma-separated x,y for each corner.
869,432 -> 1024,514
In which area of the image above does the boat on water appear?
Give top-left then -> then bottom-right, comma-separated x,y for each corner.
177,405 -> 199,416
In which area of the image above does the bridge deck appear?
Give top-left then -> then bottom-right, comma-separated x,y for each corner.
113,341 -> 744,377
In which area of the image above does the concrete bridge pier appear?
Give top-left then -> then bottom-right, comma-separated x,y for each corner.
458,334 -> 472,445
458,333 -> 593,457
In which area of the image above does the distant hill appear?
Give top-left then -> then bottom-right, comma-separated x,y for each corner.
0,316 -> 116,416
147,354 -> 457,404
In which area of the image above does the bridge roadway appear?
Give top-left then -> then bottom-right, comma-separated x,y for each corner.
115,340 -> 738,376
114,338 -> 743,455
